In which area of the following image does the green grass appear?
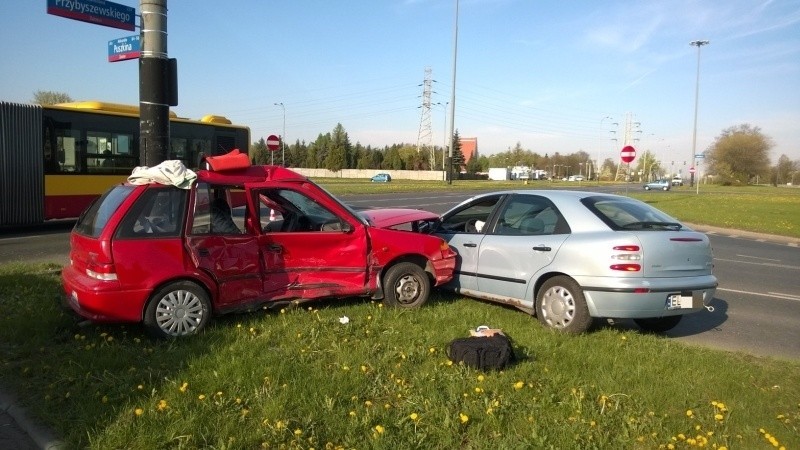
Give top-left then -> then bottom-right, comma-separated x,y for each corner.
315,179 -> 800,239
1,263 -> 798,449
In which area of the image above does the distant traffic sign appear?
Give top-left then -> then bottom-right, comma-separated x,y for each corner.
620,145 -> 636,163
689,167 -> 696,174
47,0 -> 135,31
266,135 -> 280,151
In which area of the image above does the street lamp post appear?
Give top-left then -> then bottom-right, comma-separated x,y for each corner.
274,102 -> 285,166
689,40 -> 709,188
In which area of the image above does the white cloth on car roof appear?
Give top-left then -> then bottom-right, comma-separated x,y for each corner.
128,160 -> 197,189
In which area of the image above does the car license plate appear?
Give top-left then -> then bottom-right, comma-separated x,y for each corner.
666,292 -> 701,310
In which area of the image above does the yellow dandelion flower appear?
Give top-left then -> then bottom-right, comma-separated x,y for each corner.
374,425 -> 384,434
198,394 -> 206,400
349,411 -> 356,417
134,408 -> 143,416
364,400 -> 373,407
179,382 -> 189,393
157,400 -> 168,411
686,410 -> 694,417
410,413 -> 419,421
621,335 -> 627,340
474,387 -> 484,393
275,420 -> 286,430
360,365 -> 368,372
590,421 -> 596,427
714,413 -> 724,421
294,429 -> 302,436
137,384 -> 143,390
459,412 -> 469,424
514,381 -> 525,390
446,360 -> 453,366
477,375 -> 485,382
429,347 -> 436,353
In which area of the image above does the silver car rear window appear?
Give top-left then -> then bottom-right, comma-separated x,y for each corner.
582,196 -> 682,231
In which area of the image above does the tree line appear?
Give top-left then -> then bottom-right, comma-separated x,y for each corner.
31,91 -> 798,185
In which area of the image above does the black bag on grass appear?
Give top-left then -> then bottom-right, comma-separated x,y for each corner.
446,335 -> 515,370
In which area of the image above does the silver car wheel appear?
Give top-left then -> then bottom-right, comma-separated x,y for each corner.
145,281 -> 211,338
536,276 -> 592,334
155,289 -> 206,336
540,285 -> 576,329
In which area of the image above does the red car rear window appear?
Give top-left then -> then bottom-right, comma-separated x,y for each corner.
74,185 -> 135,237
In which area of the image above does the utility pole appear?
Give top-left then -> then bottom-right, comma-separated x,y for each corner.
416,67 -> 435,169
139,0 -> 175,166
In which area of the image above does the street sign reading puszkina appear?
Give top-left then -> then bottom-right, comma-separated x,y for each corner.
47,0 -> 136,31
108,35 -> 140,62
620,145 -> 636,163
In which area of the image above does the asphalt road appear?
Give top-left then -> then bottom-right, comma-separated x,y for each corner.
1,190 -> 798,361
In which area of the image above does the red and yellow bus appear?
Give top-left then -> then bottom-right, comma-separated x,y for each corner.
0,101 -> 250,227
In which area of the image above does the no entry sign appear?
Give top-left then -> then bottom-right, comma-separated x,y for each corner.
266,135 -> 280,151
620,145 -> 636,163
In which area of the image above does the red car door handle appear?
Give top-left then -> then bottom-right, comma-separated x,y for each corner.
268,244 -> 282,253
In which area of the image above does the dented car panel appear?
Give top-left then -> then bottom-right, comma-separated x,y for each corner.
62,161 -> 456,338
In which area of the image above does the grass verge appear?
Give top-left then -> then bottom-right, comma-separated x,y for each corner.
1,263 -> 798,449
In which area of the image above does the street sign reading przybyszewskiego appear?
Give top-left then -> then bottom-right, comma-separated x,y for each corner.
108,35 -> 141,62
620,145 -> 636,163
47,0 -> 136,32
266,135 -> 280,151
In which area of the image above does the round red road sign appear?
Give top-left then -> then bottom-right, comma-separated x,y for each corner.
620,145 -> 636,163
689,167 -> 696,174
266,134 -> 280,151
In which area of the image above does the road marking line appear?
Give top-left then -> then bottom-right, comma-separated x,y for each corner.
717,287 -> 800,302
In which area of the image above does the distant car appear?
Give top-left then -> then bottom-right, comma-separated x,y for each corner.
671,176 -> 684,186
62,158 -> 455,338
422,190 -> 717,334
567,175 -> 585,182
371,173 -> 392,183
644,180 -> 671,191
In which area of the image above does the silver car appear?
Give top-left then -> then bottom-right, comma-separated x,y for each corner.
429,190 -> 717,334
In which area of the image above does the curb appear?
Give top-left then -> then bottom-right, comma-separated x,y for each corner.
687,223 -> 800,246
0,389 -> 63,450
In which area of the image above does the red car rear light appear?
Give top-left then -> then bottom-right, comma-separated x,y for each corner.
610,245 -> 641,272
86,252 -> 118,281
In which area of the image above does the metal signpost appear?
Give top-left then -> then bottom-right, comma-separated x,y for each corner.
620,145 -> 636,195
266,135 -> 280,165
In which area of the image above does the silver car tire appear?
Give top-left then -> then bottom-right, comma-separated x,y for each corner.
536,276 -> 592,334
144,281 -> 211,338
382,262 -> 430,308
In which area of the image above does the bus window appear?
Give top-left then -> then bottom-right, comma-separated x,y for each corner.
58,131 -> 80,172
171,138 -> 188,165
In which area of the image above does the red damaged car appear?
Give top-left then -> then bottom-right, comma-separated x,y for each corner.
62,157 -> 456,338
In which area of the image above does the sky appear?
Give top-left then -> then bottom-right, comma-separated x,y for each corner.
1,0 -> 799,167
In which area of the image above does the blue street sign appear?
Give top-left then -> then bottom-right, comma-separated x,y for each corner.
47,0 -> 135,31
108,35 -> 141,62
